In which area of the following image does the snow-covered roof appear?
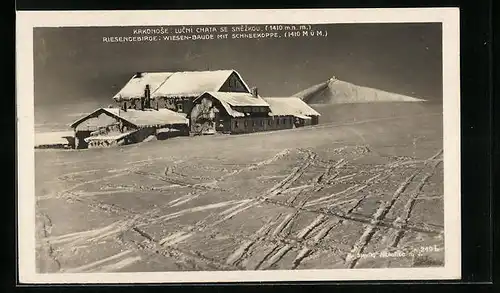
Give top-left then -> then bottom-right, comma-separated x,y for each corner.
71,108 -> 188,129
263,97 -> 321,119
153,70 -> 237,98
85,130 -> 136,142
113,70 -> 250,101
195,92 -> 270,118
35,131 -> 74,147
113,72 -> 174,101
203,92 -> 270,107
156,128 -> 181,134
116,108 -> 188,127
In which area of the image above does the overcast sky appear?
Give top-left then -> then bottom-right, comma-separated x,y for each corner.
33,23 -> 442,106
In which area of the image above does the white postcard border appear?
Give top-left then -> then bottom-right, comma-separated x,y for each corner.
16,8 -> 461,284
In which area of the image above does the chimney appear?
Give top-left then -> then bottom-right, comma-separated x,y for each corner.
144,84 -> 151,109
251,87 -> 258,98
135,72 -> 143,78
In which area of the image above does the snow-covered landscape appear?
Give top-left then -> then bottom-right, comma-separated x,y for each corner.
27,19 -> 451,277
35,100 -> 444,272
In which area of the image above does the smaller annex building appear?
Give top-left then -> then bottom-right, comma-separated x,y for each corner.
189,90 -> 290,135
70,107 -> 189,149
189,91 -> 320,135
263,97 -> 321,127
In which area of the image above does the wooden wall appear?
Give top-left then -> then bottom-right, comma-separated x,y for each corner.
152,96 -> 194,115
310,115 -> 319,125
230,116 -> 294,134
87,127 -> 156,149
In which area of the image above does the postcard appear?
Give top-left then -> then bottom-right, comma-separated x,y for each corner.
16,8 -> 461,283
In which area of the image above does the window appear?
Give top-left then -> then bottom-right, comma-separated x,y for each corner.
234,121 -> 239,128
244,120 -> 248,127
277,119 -> 280,125
177,103 -> 183,112
252,120 -> 256,126
260,120 -> 264,126
268,120 -> 272,126
283,119 -> 287,125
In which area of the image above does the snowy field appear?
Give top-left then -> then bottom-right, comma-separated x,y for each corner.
34,103 -> 444,272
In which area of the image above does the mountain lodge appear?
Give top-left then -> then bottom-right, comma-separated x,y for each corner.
67,69 -> 321,149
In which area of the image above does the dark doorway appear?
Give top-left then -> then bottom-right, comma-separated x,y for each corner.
75,131 -> 92,149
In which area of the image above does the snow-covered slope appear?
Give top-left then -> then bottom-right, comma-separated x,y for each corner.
295,77 -> 426,105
